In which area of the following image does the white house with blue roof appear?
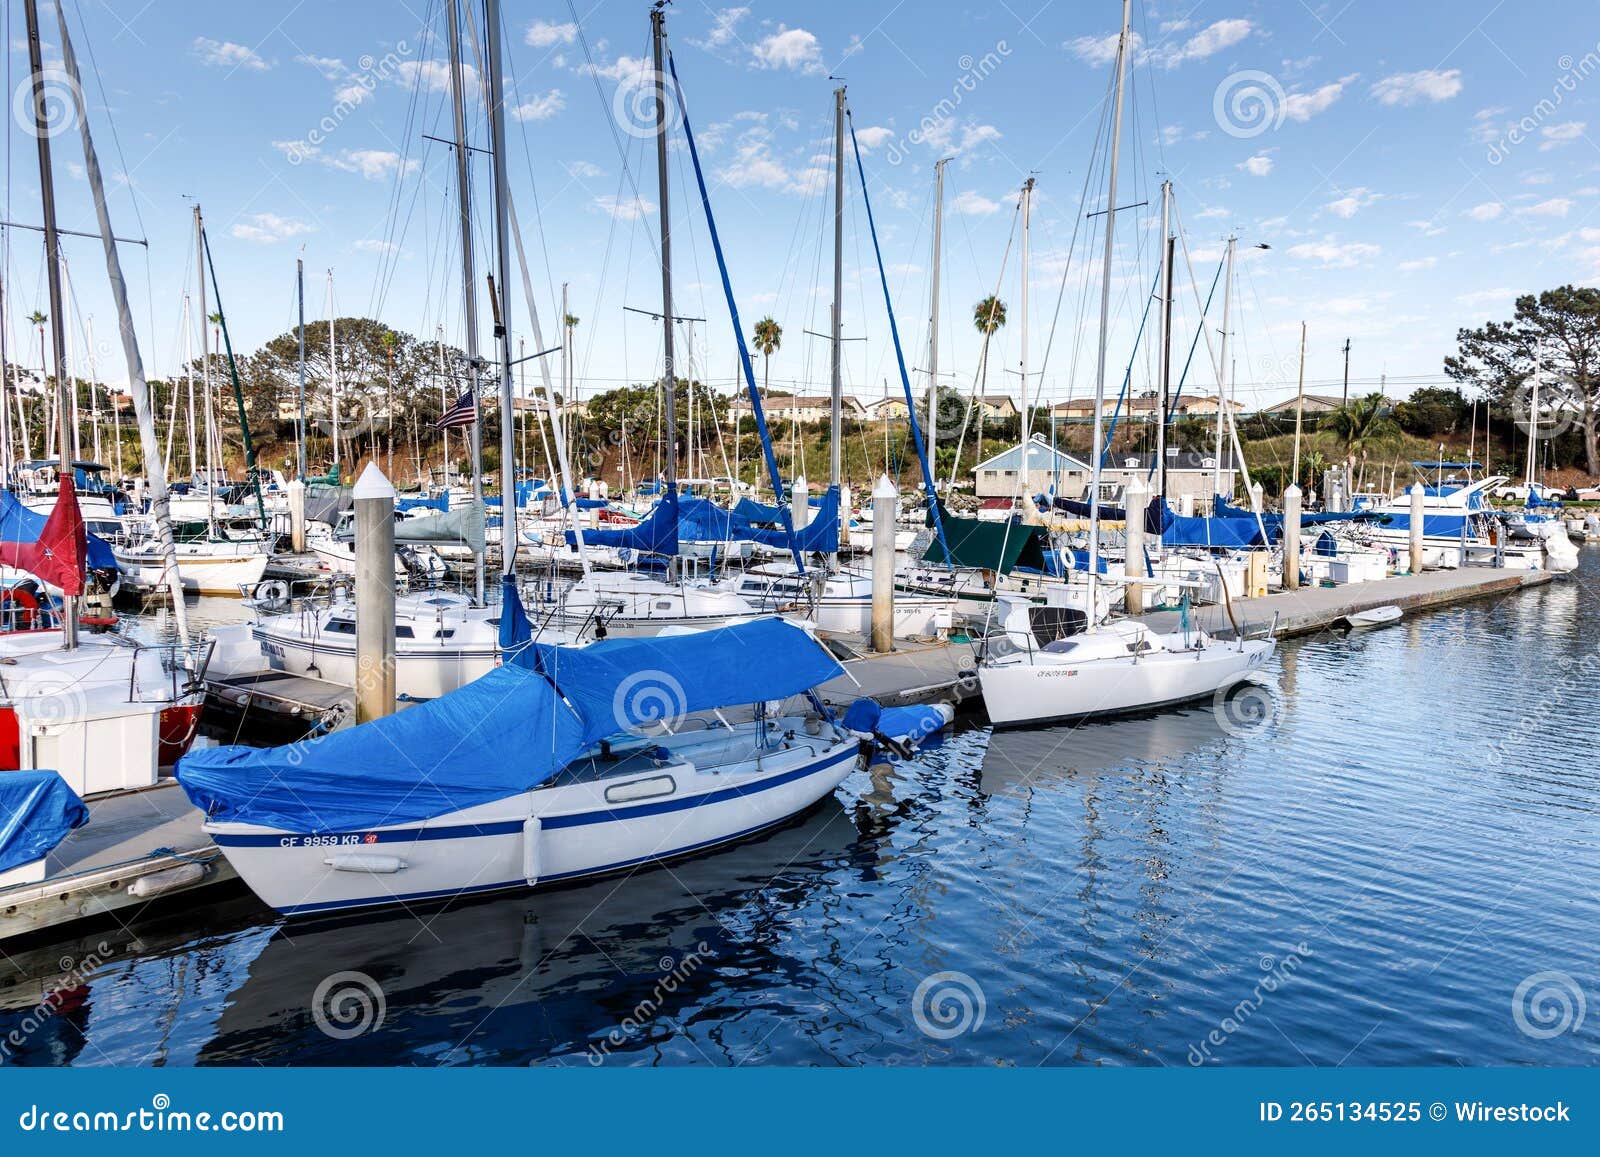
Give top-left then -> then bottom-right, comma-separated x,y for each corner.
973,435 -> 1093,498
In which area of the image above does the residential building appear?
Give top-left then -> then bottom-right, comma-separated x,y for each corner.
972,435 -> 1093,498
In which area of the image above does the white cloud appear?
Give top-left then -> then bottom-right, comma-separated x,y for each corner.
1407,219 -> 1446,237
587,54 -> 650,82
524,21 -> 577,48
327,149 -> 416,181
1464,202 -> 1503,221
1370,68 -> 1462,106
853,125 -> 894,151
1517,197 -> 1573,218
398,60 -> 477,93
511,89 -> 565,121
718,135 -> 791,189
1324,186 -> 1380,218
1286,238 -> 1380,267
1145,18 -> 1253,69
1540,121 -> 1585,150
295,54 -> 344,80
920,117 -> 1001,156
1196,206 -> 1230,220
1397,256 -> 1437,272
1457,287 -> 1512,309
1281,77 -> 1352,122
752,26 -> 823,73
353,238 -> 396,254
1238,150 -> 1274,177
230,213 -> 312,244
592,194 -> 655,221
700,7 -> 750,51
1160,123 -> 1184,146
192,37 -> 269,72
951,190 -> 1000,216
563,160 -> 604,179
1065,30 -> 1138,67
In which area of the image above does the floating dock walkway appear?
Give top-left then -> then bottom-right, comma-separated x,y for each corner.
1142,566 -> 1555,639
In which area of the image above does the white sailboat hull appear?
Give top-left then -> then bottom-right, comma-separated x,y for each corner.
207,733 -> 861,916
979,639 -> 1274,727
115,546 -> 270,595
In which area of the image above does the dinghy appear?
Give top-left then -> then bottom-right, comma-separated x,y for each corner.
1339,604 -> 1402,631
177,618 -> 866,917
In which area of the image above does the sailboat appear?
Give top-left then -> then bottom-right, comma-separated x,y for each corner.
975,0 -> 1274,728
0,0 -> 208,790
179,9 -> 868,917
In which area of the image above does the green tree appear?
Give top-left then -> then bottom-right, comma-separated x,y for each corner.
972,295 -> 1007,416
1325,392 -> 1400,488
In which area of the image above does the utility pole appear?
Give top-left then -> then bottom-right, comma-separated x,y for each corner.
1341,337 -> 1351,406
926,157 -> 948,468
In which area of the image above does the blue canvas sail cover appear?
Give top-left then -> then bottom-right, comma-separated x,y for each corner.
1374,511 -> 1470,537
734,494 -> 829,522
568,486 -> 680,555
518,616 -> 845,747
742,485 -> 840,553
0,769 -> 87,873
176,664 -> 590,833
396,493 -> 448,514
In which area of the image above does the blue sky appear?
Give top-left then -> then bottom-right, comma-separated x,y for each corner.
7,0 -> 1600,416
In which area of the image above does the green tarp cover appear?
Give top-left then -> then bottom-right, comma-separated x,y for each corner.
919,502 -> 1048,574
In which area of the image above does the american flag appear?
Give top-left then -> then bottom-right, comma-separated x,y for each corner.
436,389 -> 477,429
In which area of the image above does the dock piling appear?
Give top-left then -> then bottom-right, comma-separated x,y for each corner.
1409,482 -> 1426,574
871,475 -> 896,653
1124,474 -> 1147,614
1283,483 -> 1301,591
288,477 -> 306,553
353,462 -> 397,723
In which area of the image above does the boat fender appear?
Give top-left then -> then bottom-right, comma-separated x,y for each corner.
522,817 -> 542,886
126,862 -> 205,897
256,579 -> 291,611
324,854 -> 407,874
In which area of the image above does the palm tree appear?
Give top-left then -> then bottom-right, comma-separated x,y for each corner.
752,316 -> 783,471
1325,392 -> 1398,490
972,295 -> 1007,453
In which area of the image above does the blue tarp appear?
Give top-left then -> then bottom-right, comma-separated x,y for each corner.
744,485 -> 840,553
568,486 -> 680,555
518,617 -> 844,747
0,491 -> 117,572
176,664 -> 589,833
397,493 -> 448,514
0,769 -> 87,873
1375,511 -> 1470,537
734,494 -> 828,522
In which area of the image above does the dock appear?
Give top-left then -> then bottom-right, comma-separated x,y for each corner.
817,631 -> 979,709
203,669 -> 353,743
1142,566 -> 1556,639
0,782 -> 236,944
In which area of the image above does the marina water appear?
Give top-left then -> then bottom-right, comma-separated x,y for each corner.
4,556 -> 1597,1066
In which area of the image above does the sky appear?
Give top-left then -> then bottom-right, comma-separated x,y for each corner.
5,0 -> 1600,419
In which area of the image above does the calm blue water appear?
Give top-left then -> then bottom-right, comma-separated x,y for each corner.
4,556 -> 1599,1066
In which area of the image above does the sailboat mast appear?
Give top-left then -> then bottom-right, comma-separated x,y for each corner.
927,158 -> 947,465
1292,320 -> 1307,491
1157,180 -> 1173,503
182,294 -> 196,477
829,85 -> 845,499
652,4 -> 677,498
1214,234 -> 1235,500
296,258 -> 306,479
24,0 -> 76,649
194,204 -> 216,527
1019,176 -> 1034,437
1086,0 -> 1133,607
484,0 -> 518,576
444,0 -> 485,604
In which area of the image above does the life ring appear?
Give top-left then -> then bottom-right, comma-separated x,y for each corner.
255,579 -> 291,612
0,587 -> 39,631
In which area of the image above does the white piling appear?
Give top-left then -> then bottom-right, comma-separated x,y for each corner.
287,477 -> 306,554
792,475 -> 811,533
1408,481 -> 1426,574
353,462 -> 396,723
1123,473 -> 1147,615
870,475 -> 896,653
1283,482 -> 1301,591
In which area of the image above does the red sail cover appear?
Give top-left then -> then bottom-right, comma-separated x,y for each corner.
1,472 -> 89,594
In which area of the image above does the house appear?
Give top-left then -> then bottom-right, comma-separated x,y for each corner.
863,396 -> 910,421
1050,394 -> 1240,422
754,394 -> 866,424
972,435 -> 1093,498
1098,448 -> 1241,506
1260,393 -> 1346,416
978,395 -> 1018,422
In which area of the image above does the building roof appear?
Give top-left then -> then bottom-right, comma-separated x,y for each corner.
974,435 -> 1093,475
1260,393 -> 1347,413
1100,448 -> 1239,472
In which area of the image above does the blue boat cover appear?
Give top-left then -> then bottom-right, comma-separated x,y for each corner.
518,617 -> 844,746
176,664 -> 589,832
0,769 -> 87,874
734,494 -> 828,522
396,493 -> 448,513
0,490 -> 117,572
1374,511 -> 1470,536
569,486 -> 680,555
